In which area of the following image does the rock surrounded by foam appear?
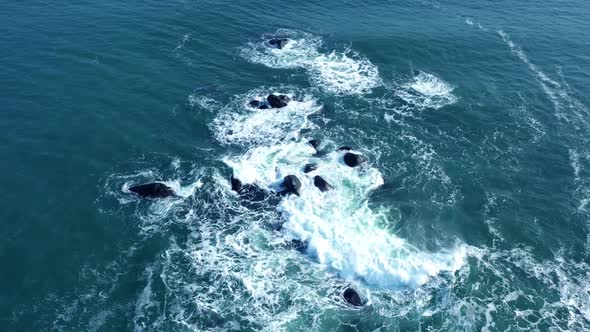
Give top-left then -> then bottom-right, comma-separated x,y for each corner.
225,141 -> 466,288
267,94 -> 290,108
241,30 -> 381,95
343,287 -> 364,307
282,175 -> 301,196
212,90 -> 321,146
343,152 -> 365,167
129,182 -> 175,198
313,175 -> 333,192
268,38 -> 289,49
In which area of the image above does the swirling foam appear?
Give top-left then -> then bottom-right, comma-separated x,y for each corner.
226,140 -> 466,288
241,30 -> 381,95
309,50 -> 381,95
394,72 -> 458,109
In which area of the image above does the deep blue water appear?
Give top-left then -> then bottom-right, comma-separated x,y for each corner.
1,0 -> 590,331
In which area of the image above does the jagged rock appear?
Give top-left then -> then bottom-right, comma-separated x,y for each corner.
313,176 -> 333,192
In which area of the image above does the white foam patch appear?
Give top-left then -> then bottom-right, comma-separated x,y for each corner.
100,158 -> 204,236
241,30 -> 381,95
309,50 -> 381,95
211,88 -> 322,146
226,140 -> 466,288
394,72 -> 458,110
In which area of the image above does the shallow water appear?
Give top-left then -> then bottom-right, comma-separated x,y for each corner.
1,0 -> 590,330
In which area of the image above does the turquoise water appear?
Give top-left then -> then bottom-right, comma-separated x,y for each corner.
1,0 -> 590,330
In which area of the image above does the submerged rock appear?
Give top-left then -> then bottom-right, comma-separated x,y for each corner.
313,175 -> 333,192
248,100 -> 260,108
258,104 -> 269,109
129,182 -> 175,198
231,176 -> 267,201
304,163 -> 318,173
268,38 -> 289,49
337,146 -> 353,151
308,139 -> 321,151
282,175 -> 301,196
290,239 -> 307,253
279,94 -> 291,103
343,287 -> 364,307
267,94 -> 290,108
343,152 -> 365,167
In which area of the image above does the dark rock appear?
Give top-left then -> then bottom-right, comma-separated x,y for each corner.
304,163 -> 318,173
129,182 -> 175,198
343,287 -> 364,307
337,146 -> 353,151
231,176 -> 242,192
308,139 -> 320,151
313,176 -> 333,192
343,152 -> 365,167
258,104 -> 269,109
267,94 -> 289,108
282,175 -> 301,196
248,100 -> 260,108
268,38 -> 289,49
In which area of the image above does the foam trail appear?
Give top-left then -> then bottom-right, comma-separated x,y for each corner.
498,31 -> 563,111
226,141 -> 466,288
499,30 -> 590,251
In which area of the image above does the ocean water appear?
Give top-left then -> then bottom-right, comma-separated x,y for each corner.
1,0 -> 590,330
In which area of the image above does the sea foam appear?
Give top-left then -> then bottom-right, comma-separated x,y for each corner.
241,30 -> 381,95
394,72 -> 458,110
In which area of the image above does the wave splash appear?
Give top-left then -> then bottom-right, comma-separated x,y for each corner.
226,139 -> 466,288
211,87 -> 322,147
